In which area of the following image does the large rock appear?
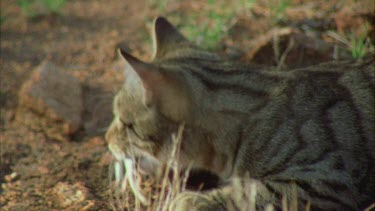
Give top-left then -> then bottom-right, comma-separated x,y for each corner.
18,61 -> 83,135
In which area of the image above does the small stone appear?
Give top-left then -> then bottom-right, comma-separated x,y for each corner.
38,166 -> 49,174
18,60 -> 83,135
1,183 -> 8,190
52,182 -> 92,208
5,172 -> 19,182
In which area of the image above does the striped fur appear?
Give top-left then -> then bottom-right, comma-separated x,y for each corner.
105,17 -> 375,210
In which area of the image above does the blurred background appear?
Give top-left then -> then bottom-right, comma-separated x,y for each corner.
0,0 -> 374,210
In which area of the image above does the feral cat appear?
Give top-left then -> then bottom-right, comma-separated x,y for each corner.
105,17 -> 375,210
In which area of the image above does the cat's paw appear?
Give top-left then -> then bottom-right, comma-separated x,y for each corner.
169,191 -> 226,211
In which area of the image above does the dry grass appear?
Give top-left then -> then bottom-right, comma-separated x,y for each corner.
108,124 -> 191,211
364,203 -> 375,211
107,124 -> 314,211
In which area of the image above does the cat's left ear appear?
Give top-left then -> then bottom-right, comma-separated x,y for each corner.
119,49 -> 191,122
151,17 -> 191,60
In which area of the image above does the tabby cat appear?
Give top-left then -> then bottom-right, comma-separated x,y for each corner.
105,17 -> 375,210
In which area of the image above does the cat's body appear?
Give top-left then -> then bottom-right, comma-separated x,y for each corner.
105,17 -> 375,210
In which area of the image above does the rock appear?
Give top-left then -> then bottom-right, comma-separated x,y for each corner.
18,61 -> 83,135
83,58 -> 123,135
52,182 -> 95,209
5,172 -> 19,182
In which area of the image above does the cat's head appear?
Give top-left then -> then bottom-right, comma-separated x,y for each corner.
105,17 -> 217,174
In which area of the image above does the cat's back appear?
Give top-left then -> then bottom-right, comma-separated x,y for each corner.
288,57 -> 374,146
236,57 -> 374,209
291,57 -> 375,208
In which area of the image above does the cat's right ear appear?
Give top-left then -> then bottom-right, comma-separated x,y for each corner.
119,48 -> 191,122
151,17 -> 190,60
118,49 -> 154,105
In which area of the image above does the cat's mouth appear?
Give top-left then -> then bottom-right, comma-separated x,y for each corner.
109,123 -> 160,172
111,151 -> 150,205
109,143 -> 160,205
109,141 -> 160,174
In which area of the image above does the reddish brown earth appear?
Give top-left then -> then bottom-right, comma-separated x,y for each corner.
1,0 -> 373,210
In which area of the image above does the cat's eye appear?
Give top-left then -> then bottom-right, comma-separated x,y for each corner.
119,118 -> 132,128
120,119 -> 143,139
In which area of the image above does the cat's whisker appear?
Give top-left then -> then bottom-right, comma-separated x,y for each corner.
122,153 -> 150,205
108,154 -> 128,211
121,174 -> 128,192
248,181 -> 257,211
114,160 -> 123,187
108,144 -> 124,161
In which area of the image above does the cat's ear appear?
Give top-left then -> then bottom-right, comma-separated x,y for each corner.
119,48 -> 190,121
119,49 -> 152,105
152,17 -> 190,60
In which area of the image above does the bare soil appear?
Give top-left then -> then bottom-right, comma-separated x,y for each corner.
1,0 -> 374,210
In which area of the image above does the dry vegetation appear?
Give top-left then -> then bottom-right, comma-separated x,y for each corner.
108,125 -> 189,211
108,126 -> 309,211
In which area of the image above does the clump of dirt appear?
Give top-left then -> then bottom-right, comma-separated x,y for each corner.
1,0 -> 373,210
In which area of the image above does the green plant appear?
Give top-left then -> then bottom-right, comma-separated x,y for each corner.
237,0 -> 257,14
327,30 -> 373,60
148,0 -> 169,12
147,0 -> 257,49
17,0 -> 33,17
180,1 -> 239,49
40,0 -> 65,13
184,13 -> 229,49
350,36 -> 369,59
17,0 -> 66,18
270,0 -> 291,23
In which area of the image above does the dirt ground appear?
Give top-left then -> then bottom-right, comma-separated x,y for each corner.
1,0 -> 374,210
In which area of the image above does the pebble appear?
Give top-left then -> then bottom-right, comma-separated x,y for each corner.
52,182 -> 94,208
5,172 -> 19,182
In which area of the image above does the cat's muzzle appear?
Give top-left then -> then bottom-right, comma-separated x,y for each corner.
109,142 -> 160,205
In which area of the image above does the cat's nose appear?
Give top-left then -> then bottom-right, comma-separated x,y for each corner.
104,130 -> 110,143
105,122 -> 115,143
104,131 -> 110,143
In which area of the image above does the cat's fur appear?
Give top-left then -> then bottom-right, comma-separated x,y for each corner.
105,17 -> 375,210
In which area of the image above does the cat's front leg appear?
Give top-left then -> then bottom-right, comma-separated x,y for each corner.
169,191 -> 228,211
168,178 -> 275,211
169,178 -> 255,211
